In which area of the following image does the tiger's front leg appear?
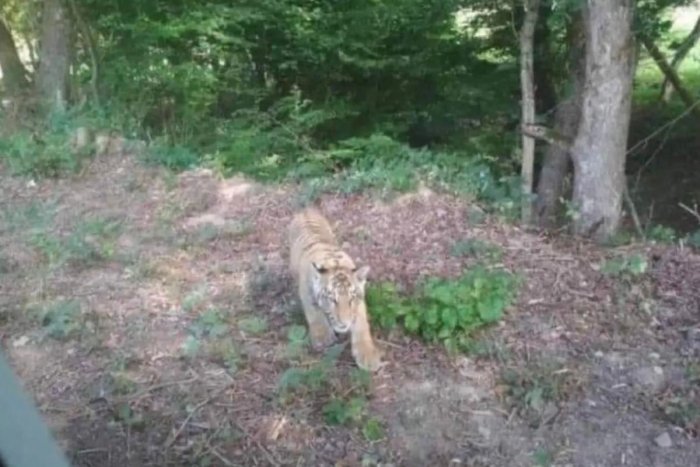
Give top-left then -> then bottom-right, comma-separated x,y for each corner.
300,290 -> 336,350
351,304 -> 383,372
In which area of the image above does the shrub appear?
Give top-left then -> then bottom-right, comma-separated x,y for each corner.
367,266 -> 519,353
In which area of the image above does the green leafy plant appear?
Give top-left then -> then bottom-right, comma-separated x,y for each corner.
450,238 -> 502,260
646,224 -> 677,244
182,308 -> 230,359
687,230 -> 700,249
277,343 -> 346,398
28,216 -> 122,268
323,396 -> 366,425
601,254 -> 648,278
499,363 -> 582,428
237,316 -> 268,336
361,417 -> 386,442
367,267 -> 519,353
37,300 -> 84,340
285,324 -> 309,360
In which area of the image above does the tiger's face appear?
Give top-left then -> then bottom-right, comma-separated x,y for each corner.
311,262 -> 370,334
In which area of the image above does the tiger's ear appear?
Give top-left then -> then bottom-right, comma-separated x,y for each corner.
312,262 -> 328,274
353,265 -> 370,285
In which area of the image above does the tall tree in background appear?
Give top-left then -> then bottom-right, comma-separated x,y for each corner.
570,0 -> 636,241
35,0 -> 71,114
0,18 -> 30,95
519,0 -> 540,224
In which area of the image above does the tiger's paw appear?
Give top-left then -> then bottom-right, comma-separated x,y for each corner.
352,339 -> 383,372
309,323 -> 336,351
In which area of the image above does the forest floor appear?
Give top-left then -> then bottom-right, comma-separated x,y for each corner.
1,150 -> 700,467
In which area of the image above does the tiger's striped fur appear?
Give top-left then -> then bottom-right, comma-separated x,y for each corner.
288,207 -> 382,371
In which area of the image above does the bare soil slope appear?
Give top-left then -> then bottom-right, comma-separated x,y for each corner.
1,152 -> 699,466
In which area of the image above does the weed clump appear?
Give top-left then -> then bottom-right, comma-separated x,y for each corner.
367,266 -> 519,353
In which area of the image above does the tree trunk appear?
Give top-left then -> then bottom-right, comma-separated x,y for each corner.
533,3 -> 556,114
535,12 -> 585,228
641,34 -> 700,120
570,0 -> 635,241
519,0 -> 540,225
0,19 -> 30,95
35,0 -> 72,114
661,14 -> 700,102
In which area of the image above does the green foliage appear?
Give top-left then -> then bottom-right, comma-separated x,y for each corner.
182,308 -> 236,367
323,396 -> 366,425
646,224 -> 677,244
28,217 -> 122,268
277,343 -> 346,398
499,363 -> 582,428
450,238 -> 503,260
37,300 -> 84,340
361,418 -> 386,442
237,316 -> 268,335
189,308 -> 229,339
294,133 -> 518,211
276,343 -> 380,431
601,254 -> 648,278
143,141 -> 199,172
1,200 -> 57,234
686,230 -> 700,249
285,324 -> 309,360
367,267 -> 519,353
532,448 -> 553,467
0,129 -> 86,178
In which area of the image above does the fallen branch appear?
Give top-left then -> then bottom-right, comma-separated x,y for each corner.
520,123 -> 572,149
679,202 -> 700,225
163,384 -> 233,449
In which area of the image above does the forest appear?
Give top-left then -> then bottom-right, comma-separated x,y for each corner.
1,0 -> 700,466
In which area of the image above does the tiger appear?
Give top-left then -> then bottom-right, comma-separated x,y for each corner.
288,207 -> 383,372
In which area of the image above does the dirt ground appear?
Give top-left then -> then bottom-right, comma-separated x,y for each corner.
1,150 -> 699,467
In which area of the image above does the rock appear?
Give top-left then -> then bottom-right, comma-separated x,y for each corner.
633,366 -> 666,393
12,335 -> 30,347
654,432 -> 672,448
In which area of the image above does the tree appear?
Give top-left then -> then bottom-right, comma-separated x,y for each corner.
534,12 -> 585,228
0,18 -> 30,95
570,0 -> 636,241
519,0 -> 540,224
35,0 -> 71,114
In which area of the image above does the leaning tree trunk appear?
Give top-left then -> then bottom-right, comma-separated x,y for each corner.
535,12 -> 585,228
519,0 -> 540,225
0,18 -> 30,95
36,0 -> 72,114
570,0 -> 636,241
661,14 -> 700,103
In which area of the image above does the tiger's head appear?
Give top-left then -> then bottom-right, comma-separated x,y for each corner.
310,262 -> 370,334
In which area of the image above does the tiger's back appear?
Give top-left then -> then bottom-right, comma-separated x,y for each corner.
288,207 -> 355,276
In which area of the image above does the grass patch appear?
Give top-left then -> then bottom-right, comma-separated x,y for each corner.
29,217 -> 122,268
498,362 -> 583,428
237,316 -> 268,336
34,300 -> 90,341
600,253 -> 648,279
293,134 -> 520,217
0,111 -> 99,178
450,238 -> 503,261
276,343 -> 383,435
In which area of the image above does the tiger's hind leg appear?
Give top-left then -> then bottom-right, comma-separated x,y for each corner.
299,288 -> 336,350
